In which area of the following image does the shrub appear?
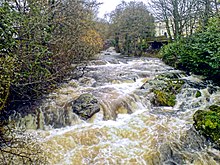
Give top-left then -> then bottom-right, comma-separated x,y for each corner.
0,1 -> 102,111
161,16 -> 220,84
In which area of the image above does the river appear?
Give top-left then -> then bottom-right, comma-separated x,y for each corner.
35,48 -> 220,164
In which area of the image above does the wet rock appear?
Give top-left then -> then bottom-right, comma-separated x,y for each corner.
141,80 -> 167,90
159,143 -> 185,165
1,102 -> 76,129
68,80 -> 79,88
89,60 -> 107,65
180,127 -> 207,151
208,86 -> 218,94
152,90 -> 176,107
104,52 -> 111,55
184,79 -> 207,89
193,105 -> 220,147
72,93 -> 100,120
78,77 -> 96,87
155,72 -> 186,80
43,103 -> 80,128
142,72 -> 185,107
159,128 -> 208,164
0,104 -> 45,130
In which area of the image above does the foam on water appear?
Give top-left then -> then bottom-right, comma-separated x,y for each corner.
36,48 -> 220,164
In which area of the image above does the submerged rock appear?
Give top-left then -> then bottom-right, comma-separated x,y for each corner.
72,93 -> 100,120
159,143 -> 185,165
159,127 -> 209,164
193,105 -> 220,147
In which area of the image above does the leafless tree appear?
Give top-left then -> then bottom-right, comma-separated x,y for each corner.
149,0 -> 219,39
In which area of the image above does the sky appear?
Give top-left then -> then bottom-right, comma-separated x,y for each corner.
97,0 -> 150,18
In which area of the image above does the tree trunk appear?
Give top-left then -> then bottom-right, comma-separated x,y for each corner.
172,0 -> 180,39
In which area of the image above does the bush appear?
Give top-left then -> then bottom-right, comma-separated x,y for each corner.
161,16 -> 220,84
0,1 -> 102,111
0,3 -> 18,111
160,41 -> 183,68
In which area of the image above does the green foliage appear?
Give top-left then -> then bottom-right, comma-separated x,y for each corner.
3,1 -> 56,104
0,3 -> 17,111
0,56 -> 15,111
108,1 -> 155,56
0,3 -> 17,55
0,0 -> 101,111
193,105 -> 220,146
161,16 -> 220,84
0,0 -> 102,163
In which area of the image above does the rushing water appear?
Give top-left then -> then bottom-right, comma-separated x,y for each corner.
36,48 -> 220,164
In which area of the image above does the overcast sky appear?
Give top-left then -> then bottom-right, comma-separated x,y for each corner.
97,0 -> 150,18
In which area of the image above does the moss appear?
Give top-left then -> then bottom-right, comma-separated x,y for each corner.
195,91 -> 202,98
153,90 -> 176,107
193,105 -> 220,146
151,73 -> 185,107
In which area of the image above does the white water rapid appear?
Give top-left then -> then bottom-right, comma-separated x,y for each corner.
35,48 -> 220,165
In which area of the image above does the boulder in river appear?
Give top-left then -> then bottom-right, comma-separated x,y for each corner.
159,127 -> 209,164
193,105 -> 220,148
142,72 -> 185,107
72,93 -> 100,120
153,89 -> 176,107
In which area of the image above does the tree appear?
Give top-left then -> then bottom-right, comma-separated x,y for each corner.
0,0 -> 102,110
0,2 -> 18,111
0,1 -> 103,162
107,1 -> 155,56
149,0 -> 220,40
200,0 -> 220,27
150,0 -> 199,39
94,18 -> 111,49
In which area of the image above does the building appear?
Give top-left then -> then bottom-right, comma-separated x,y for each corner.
155,20 -> 167,37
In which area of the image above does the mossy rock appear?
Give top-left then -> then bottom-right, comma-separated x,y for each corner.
165,79 -> 185,94
150,72 -> 185,107
155,72 -> 186,80
153,90 -> 176,107
195,91 -> 202,98
72,93 -> 100,120
193,105 -> 220,146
